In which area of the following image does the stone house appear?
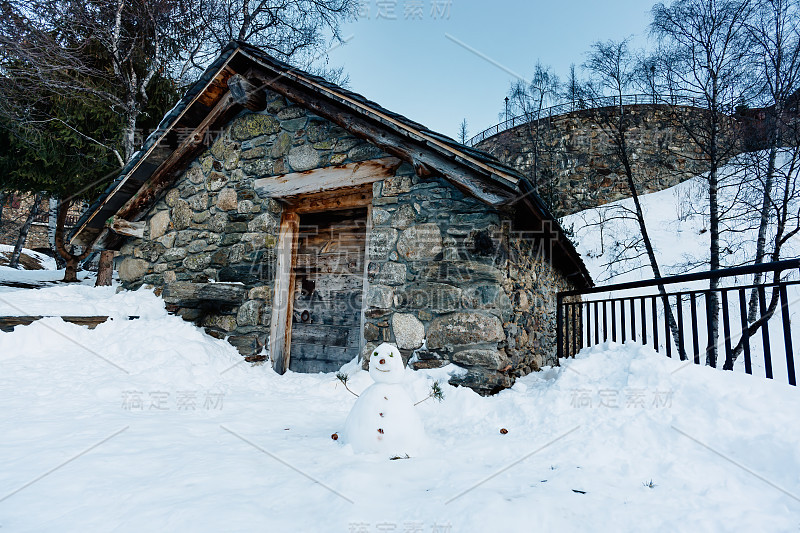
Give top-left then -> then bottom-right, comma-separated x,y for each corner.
70,42 -> 592,394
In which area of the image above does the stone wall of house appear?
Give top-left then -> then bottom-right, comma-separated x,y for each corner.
115,88 -> 583,394
364,177 -> 582,394
501,234 -> 578,376
476,105 -> 711,216
362,172 -> 515,395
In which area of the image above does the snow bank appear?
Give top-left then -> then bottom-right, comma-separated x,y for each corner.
1,283 -> 798,531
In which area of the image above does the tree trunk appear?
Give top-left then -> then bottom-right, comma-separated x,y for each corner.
95,250 -> 115,286
9,193 -> 41,269
0,191 -> 6,229
47,197 -> 65,268
54,199 -> 91,282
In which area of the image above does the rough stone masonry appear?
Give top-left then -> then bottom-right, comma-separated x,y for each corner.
116,89 -> 580,395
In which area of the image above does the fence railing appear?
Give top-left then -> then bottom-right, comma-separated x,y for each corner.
32,212 -> 82,227
556,259 -> 800,387
467,93 -> 705,147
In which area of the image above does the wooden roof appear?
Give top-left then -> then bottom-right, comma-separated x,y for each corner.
70,41 -> 592,288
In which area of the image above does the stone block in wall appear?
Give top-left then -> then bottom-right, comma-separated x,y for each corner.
118,257 -> 149,282
390,204 -> 416,229
368,227 -> 398,259
396,223 -> 442,261
393,282 -> 461,313
366,284 -> 394,309
462,284 -> 512,315
391,313 -> 424,350
162,281 -> 247,307
287,144 -> 321,171
427,311 -> 504,351
381,174 -> 413,196
231,114 -> 280,140
171,200 -> 192,230
372,207 -> 391,226
150,210 -> 170,239
227,334 -> 260,355
451,348 -> 509,371
414,261 -> 503,284
449,369 -> 513,396
216,189 -> 238,211
236,299 -> 265,326
202,313 -> 238,332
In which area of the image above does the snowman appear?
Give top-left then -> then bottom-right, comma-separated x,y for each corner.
343,343 -> 426,456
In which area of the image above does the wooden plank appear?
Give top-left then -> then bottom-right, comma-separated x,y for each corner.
255,157 -> 402,198
0,315 -> 139,332
290,186 -> 373,214
108,216 -> 145,238
290,324 -> 356,348
269,211 -> 300,374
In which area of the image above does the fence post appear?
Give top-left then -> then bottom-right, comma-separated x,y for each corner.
557,293 -> 564,360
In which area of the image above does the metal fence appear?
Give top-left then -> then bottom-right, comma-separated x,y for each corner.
467,93 -> 705,147
556,259 -> 800,387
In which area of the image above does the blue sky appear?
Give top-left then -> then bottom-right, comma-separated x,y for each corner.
324,0 -> 653,141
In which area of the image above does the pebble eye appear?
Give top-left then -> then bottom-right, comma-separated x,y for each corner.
373,351 -> 378,357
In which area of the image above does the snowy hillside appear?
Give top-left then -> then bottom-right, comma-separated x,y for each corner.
562,173 -> 800,383
1,279 -> 799,531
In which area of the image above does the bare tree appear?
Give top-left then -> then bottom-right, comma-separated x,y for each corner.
458,119 -> 469,144
507,62 -> 561,207
651,0 -> 755,367
563,64 -> 586,110
584,38 -> 686,358
176,0 -> 356,81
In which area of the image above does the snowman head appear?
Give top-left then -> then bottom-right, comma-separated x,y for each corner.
369,343 -> 405,384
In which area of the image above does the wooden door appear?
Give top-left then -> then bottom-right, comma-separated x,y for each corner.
288,208 -> 367,373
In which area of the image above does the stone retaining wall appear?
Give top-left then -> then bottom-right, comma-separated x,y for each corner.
476,105 -> 712,216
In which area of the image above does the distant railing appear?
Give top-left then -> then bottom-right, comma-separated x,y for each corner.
32,211 -> 83,227
556,259 -> 800,387
467,93 -> 704,147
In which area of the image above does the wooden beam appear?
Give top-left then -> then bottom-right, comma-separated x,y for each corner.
108,216 -> 145,238
287,184 -> 373,214
255,157 -> 401,198
227,73 -> 267,111
270,211 -> 300,374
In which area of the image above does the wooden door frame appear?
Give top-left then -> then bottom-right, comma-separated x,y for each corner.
269,185 -> 373,374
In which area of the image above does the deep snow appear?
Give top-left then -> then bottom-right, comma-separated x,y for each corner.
0,281 -> 798,532
1,173 -> 799,531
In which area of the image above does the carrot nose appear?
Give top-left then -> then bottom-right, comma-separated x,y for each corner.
379,358 -> 386,365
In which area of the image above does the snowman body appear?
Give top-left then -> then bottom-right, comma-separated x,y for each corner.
343,343 -> 426,456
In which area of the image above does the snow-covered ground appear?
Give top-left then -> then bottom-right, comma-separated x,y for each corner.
0,244 -> 58,271
1,277 -> 799,531
1,173 -> 799,531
